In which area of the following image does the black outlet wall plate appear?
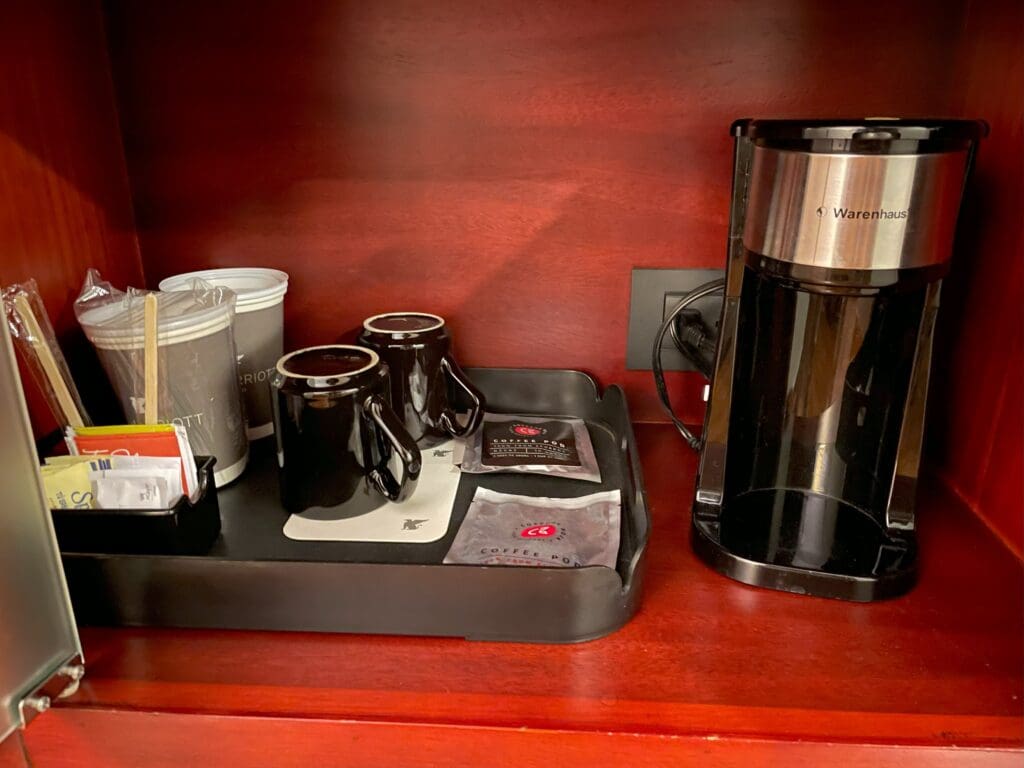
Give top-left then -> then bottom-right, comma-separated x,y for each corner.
626,268 -> 725,371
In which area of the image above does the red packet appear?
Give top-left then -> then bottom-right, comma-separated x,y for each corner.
66,425 -> 196,497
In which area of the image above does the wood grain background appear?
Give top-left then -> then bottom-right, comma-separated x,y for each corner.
0,2 -> 143,432
101,0 -> 1021,550
0,0 -> 1018,549
930,0 -> 1024,556
104,0 -> 969,426
0,3 -> 1020,761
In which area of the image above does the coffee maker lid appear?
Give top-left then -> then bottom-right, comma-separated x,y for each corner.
733,118 -> 988,154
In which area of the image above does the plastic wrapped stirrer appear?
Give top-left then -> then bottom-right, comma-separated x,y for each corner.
2,280 -> 90,428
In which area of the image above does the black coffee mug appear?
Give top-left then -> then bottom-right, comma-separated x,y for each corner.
271,345 -> 421,516
358,312 -> 485,446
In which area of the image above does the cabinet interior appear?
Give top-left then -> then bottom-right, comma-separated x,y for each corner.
1,0 -> 1019,554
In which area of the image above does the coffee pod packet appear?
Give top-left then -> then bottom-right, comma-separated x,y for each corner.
443,488 -> 621,568
460,413 -> 601,483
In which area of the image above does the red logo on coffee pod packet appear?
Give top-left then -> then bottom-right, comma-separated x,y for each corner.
520,525 -> 557,539
512,424 -> 545,436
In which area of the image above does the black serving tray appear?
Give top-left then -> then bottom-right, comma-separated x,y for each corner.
60,369 -> 650,643
51,456 -> 220,555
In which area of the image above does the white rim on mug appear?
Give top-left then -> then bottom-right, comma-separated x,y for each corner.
362,311 -> 445,334
276,344 -> 380,389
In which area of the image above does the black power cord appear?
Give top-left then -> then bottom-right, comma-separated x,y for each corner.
669,308 -> 717,378
651,278 -> 725,450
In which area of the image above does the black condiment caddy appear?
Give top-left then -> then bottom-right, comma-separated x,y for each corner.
51,456 -> 221,556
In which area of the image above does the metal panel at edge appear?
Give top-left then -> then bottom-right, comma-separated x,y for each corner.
0,322 -> 82,743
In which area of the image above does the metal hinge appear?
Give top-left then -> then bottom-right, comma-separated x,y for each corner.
16,658 -> 84,730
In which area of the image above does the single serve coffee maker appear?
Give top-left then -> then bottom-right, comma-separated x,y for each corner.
661,119 -> 985,601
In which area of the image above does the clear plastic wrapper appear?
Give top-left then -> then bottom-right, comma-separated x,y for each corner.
73,268 -> 249,486
460,413 -> 601,483
2,279 -> 91,427
443,488 -> 621,568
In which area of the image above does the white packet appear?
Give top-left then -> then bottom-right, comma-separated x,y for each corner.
173,424 -> 200,501
460,414 -> 601,483
90,467 -> 182,508
61,455 -> 185,501
93,475 -> 172,510
443,488 -> 621,568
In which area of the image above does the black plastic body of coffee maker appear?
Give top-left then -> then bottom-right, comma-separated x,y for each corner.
691,119 -> 986,601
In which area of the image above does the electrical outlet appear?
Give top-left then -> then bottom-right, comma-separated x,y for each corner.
626,268 -> 725,371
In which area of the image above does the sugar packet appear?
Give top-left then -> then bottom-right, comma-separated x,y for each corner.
40,462 -> 95,509
42,454 -> 186,509
460,414 -> 601,483
89,465 -> 183,508
93,474 -> 172,510
443,488 -> 621,568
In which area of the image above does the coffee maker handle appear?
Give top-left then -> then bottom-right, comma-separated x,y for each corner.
438,356 -> 485,438
366,394 -> 422,502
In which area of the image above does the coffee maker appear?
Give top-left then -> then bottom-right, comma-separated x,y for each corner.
668,119 -> 985,601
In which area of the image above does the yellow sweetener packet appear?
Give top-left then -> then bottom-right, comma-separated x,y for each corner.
74,424 -> 175,436
45,454 -> 109,466
41,462 -> 96,510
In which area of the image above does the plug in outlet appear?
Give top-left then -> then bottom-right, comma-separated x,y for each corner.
662,289 -> 723,376
626,268 -> 725,371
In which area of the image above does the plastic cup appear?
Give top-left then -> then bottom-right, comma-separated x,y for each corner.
78,298 -> 249,487
159,268 -> 288,440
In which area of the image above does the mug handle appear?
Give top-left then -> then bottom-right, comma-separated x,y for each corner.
366,393 -> 422,502
438,356 -> 485,438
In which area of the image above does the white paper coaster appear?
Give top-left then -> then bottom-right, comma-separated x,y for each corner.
282,441 -> 460,544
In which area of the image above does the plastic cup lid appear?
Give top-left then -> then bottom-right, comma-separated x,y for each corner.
79,295 -> 234,349
158,268 -> 288,312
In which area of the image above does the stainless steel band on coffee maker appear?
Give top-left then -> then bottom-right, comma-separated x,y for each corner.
743,146 -> 969,271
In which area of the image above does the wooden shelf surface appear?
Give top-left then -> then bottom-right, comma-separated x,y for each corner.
24,424 -> 1023,766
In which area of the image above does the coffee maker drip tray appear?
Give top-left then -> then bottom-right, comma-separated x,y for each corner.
692,490 -> 916,601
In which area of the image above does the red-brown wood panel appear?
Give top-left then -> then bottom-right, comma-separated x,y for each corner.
104,0 -> 968,423
932,0 -> 1024,556
0,1 -> 143,435
22,709 -> 1024,768
0,735 -> 27,768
